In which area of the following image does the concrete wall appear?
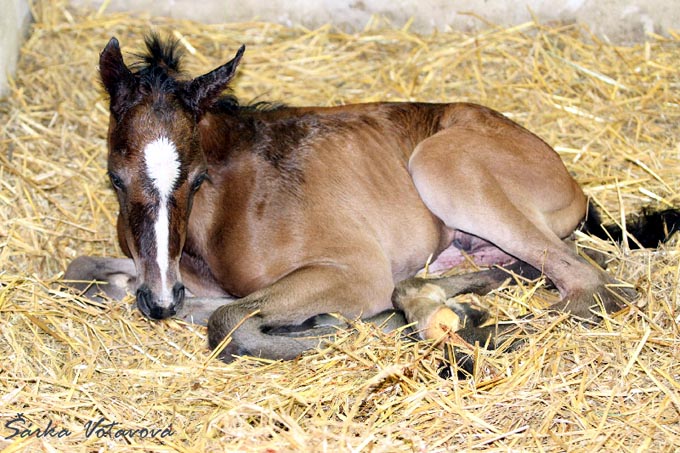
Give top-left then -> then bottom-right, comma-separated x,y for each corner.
72,0 -> 679,43
0,0 -> 31,98
2,0 -> 679,97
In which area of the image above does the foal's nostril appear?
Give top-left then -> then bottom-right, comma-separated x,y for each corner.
136,285 -> 172,320
173,283 -> 186,308
136,285 -> 154,318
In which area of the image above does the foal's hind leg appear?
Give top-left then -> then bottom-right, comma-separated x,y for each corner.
64,256 -> 137,301
409,127 -> 633,322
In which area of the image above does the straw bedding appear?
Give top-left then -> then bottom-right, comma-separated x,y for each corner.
1,1 -> 679,451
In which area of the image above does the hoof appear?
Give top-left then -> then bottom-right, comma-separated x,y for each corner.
552,282 -> 637,320
424,306 -> 479,354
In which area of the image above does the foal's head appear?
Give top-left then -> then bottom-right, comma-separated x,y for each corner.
99,35 -> 244,319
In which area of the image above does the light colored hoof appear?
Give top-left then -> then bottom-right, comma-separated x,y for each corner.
402,283 -> 475,349
425,305 -> 460,340
424,306 -> 472,349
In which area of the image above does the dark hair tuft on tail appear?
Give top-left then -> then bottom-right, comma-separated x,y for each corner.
582,203 -> 680,249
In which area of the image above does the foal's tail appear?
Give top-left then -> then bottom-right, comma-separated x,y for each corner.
581,203 -> 680,249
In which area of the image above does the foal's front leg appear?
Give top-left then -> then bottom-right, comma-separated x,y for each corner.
65,256 -> 232,325
64,256 -> 137,301
207,263 -> 393,361
393,261 -> 542,346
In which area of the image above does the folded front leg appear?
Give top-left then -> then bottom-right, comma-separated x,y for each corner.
207,262 -> 394,362
63,256 -> 137,301
392,266 -> 525,347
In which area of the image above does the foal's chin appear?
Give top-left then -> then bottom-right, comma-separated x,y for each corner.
135,283 -> 186,320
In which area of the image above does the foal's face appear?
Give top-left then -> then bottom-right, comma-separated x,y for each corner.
107,100 -> 207,319
99,36 -> 243,319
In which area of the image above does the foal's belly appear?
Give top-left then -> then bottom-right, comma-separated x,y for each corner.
426,230 -> 516,274
384,209 -> 452,282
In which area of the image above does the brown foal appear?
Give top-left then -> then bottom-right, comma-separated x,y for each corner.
65,34 -> 677,363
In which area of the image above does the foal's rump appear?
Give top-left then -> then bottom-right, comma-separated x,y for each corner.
410,103 -> 587,236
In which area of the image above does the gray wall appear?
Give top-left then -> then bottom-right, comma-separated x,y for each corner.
2,0 -> 679,97
0,0 -> 31,97
70,0 -> 679,42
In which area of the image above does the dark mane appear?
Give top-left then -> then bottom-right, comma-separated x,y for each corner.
213,97 -> 284,113
126,33 -> 183,96
130,33 -> 182,75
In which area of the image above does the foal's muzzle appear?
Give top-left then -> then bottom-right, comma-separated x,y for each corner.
136,283 -> 186,320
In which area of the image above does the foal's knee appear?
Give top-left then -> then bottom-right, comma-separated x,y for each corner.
206,303 -> 250,355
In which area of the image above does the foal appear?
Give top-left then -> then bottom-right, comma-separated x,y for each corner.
66,35 -> 678,362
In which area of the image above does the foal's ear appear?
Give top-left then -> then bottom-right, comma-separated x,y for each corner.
182,45 -> 245,116
99,37 -> 136,118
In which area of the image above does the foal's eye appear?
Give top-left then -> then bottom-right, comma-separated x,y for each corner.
108,172 -> 125,191
190,172 -> 208,193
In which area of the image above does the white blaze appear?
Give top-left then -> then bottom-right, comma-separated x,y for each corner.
143,136 -> 180,304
